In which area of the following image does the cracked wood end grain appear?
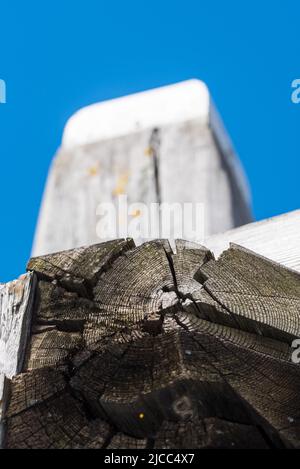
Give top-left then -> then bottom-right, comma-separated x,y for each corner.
1,239 -> 300,449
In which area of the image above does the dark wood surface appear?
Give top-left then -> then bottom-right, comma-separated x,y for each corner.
3,239 -> 300,448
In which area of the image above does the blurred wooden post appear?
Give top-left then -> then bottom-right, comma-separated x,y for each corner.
33,80 -> 252,256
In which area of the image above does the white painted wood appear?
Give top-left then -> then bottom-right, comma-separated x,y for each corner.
0,273 -> 35,448
205,210 -> 300,272
33,80 -> 252,256
62,80 -> 210,147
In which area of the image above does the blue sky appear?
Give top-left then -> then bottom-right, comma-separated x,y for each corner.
0,0 -> 299,281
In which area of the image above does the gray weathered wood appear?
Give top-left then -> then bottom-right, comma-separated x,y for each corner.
2,240 -> 300,448
0,273 -> 36,448
206,209 -> 300,273
32,80 -> 252,256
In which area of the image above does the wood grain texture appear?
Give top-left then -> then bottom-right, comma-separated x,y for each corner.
206,209 -> 300,273
2,239 -> 300,449
0,273 -> 36,448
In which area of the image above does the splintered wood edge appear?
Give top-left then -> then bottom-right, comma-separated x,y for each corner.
0,272 -> 36,448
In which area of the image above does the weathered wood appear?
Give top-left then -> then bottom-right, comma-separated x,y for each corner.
1,239 -> 300,448
0,273 -> 36,448
33,80 -> 252,256
0,374 -> 6,446
206,209 -> 300,273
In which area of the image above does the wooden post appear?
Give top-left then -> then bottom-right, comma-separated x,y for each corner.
1,239 -> 300,448
33,80 -> 252,257
2,81 -> 299,449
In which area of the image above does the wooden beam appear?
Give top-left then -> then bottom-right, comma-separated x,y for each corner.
2,240 -> 300,448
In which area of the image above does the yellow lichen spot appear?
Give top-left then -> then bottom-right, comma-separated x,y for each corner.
8,278 -> 25,304
130,209 -> 141,218
87,165 -> 99,176
112,171 -> 129,196
139,413 -> 145,420
144,146 -> 153,156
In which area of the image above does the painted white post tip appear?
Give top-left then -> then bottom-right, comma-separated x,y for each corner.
62,79 -> 210,148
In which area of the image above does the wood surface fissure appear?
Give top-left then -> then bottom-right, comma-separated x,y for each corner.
1,239 -> 300,448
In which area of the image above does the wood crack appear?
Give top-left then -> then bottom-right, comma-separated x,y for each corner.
3,240 -> 300,448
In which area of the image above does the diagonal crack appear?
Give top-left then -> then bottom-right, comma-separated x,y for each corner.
149,128 -> 162,206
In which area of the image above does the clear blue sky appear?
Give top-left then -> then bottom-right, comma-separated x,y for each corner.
0,1 -> 299,281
